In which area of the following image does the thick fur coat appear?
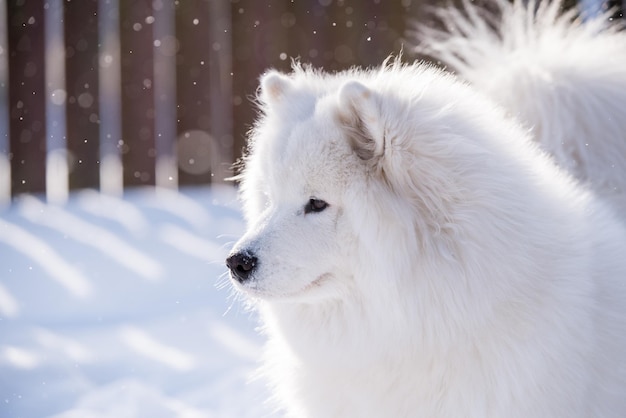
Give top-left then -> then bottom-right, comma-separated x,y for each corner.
413,0 -> 626,217
227,1 -> 626,417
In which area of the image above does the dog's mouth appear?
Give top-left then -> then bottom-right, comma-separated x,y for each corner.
298,273 -> 332,292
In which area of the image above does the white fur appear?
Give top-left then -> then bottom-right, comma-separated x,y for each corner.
228,2 -> 626,417
412,0 -> 626,218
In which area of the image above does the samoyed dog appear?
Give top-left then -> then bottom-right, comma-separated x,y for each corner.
226,1 -> 626,417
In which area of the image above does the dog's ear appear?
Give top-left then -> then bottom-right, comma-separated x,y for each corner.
337,81 -> 385,162
260,71 -> 293,108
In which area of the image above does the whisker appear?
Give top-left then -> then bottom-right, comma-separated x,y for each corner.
217,234 -> 241,241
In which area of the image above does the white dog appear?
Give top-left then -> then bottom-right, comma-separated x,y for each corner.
226,1 -> 626,417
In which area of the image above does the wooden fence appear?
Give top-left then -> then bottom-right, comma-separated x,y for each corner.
0,0 -> 418,204
0,0 -> 420,204
0,0 -> 618,204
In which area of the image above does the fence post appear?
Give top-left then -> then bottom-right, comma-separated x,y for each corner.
0,0 -> 9,205
8,1 -> 47,196
208,0 -> 233,182
153,0 -> 178,190
44,0 -> 68,204
65,0 -> 100,191
98,0 -> 123,196
119,1 -> 157,188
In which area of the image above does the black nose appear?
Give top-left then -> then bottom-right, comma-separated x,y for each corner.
226,251 -> 258,283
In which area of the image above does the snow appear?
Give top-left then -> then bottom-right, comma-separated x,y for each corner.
0,186 -> 274,417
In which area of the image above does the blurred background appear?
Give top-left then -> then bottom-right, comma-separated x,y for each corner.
0,0 -> 621,201
0,0 -> 622,417
1,0 -> 426,203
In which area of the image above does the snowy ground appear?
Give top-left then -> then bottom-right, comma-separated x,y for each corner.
0,186 -> 274,418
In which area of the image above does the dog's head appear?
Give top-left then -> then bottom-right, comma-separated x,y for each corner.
227,70 -> 364,302
226,62 -> 543,305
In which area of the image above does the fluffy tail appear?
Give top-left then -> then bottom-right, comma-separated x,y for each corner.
411,0 -> 626,217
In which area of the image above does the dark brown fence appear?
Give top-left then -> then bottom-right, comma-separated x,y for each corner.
2,0 -> 616,203
0,0 -> 418,203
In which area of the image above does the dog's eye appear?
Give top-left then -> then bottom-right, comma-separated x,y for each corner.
304,198 -> 329,214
